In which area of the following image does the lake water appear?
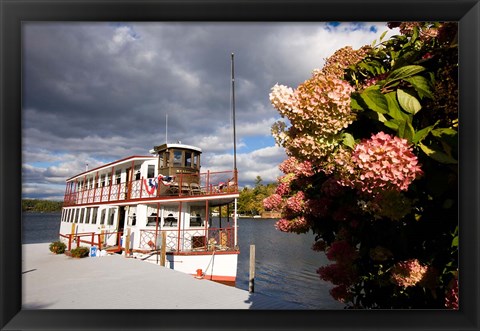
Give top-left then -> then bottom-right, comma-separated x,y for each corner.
22,212 -> 343,309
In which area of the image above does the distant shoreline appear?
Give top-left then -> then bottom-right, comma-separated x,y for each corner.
22,199 -> 63,213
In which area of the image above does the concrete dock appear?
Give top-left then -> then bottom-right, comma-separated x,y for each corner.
22,243 -> 305,309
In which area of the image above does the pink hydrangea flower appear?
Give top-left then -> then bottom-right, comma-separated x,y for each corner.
285,191 -> 306,214
275,216 -> 309,234
390,259 -> 428,288
275,182 -> 291,196
263,194 -> 284,211
338,132 -> 423,194
278,157 -> 314,177
269,84 -> 296,115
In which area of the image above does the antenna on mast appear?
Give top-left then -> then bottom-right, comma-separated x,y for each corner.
166,113 -> 168,144
231,53 -> 237,173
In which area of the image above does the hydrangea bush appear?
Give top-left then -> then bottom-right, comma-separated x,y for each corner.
265,22 -> 458,309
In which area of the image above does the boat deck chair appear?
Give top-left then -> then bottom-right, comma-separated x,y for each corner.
190,182 -> 202,195
181,183 -> 190,195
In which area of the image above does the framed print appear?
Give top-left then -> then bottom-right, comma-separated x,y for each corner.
1,0 -> 479,330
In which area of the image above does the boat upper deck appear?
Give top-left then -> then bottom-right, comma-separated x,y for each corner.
63,143 -> 238,207
63,169 -> 238,207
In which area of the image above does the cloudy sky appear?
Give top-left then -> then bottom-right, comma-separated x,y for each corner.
22,22 -> 397,200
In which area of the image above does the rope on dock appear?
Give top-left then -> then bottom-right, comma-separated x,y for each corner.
202,251 -> 215,277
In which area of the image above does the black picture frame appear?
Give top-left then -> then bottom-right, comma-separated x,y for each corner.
1,0 -> 479,330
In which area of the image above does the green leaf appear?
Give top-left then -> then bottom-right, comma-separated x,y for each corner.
350,95 -> 365,111
397,89 -> 422,114
404,75 -> 434,99
385,92 -> 407,121
451,235 -> 458,248
413,121 -> 439,144
391,51 -> 420,71
342,133 -> 355,149
379,30 -> 388,42
431,128 -> 458,139
384,120 -> 399,131
386,65 -> 426,84
398,119 -> 415,142
419,142 -> 458,164
360,86 -> 388,114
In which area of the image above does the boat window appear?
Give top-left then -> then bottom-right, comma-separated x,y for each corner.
79,209 -> 85,223
147,165 -> 155,178
159,153 -> 164,168
162,207 -> 178,227
85,208 -> 91,224
173,150 -> 182,166
193,153 -> 199,168
108,209 -> 115,226
189,208 -> 205,227
74,209 -> 79,223
135,166 -> 141,180
147,213 -> 158,227
185,152 -> 192,167
100,209 -> 106,225
116,170 -> 121,184
107,174 -> 112,186
91,207 -> 98,225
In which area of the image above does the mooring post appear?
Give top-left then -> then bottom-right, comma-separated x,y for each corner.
160,231 -> 167,266
249,244 -> 255,293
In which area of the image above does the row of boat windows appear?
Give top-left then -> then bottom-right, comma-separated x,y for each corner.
61,206 -> 206,228
70,150 -> 200,191
61,207 -> 115,226
158,150 -> 200,169
71,165 -> 157,191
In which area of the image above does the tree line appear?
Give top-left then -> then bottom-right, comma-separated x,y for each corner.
237,176 -> 277,217
22,199 -> 63,212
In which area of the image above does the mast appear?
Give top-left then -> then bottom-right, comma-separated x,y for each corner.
231,53 -> 238,248
231,53 -> 237,173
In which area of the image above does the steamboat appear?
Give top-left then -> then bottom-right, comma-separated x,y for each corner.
59,142 -> 239,284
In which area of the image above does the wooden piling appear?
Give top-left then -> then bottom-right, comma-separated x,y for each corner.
160,231 -> 167,266
249,244 -> 255,293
